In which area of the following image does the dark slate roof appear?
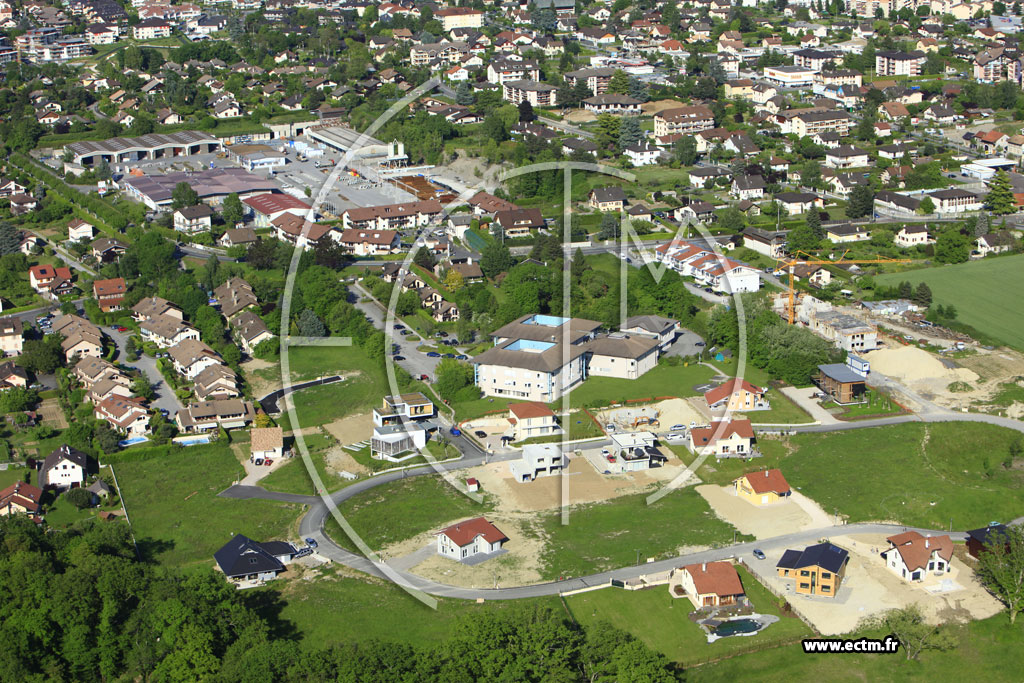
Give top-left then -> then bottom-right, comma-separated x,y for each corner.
818,363 -> 865,383
776,542 -> 849,573
40,445 -> 89,482
966,523 -> 1008,546
214,534 -> 286,578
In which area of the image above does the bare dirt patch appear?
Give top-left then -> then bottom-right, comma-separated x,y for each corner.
323,412 -> 373,446
642,99 -> 685,115
697,485 -> 831,539
324,444 -> 369,476
596,398 -> 708,433
241,358 -> 279,397
565,109 -> 596,124
37,398 -> 67,429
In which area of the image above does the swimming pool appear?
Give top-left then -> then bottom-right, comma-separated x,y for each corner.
713,618 -> 763,637
174,435 -> 213,446
118,436 -> 149,447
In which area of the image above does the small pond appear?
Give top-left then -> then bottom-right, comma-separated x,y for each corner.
712,618 -> 763,637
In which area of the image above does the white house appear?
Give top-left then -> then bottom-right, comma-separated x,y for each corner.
894,225 -> 932,247
509,443 -> 565,483
881,531 -> 953,582
67,218 -> 94,242
251,427 -> 284,460
436,517 -> 508,562
624,142 -> 661,167
370,423 -> 427,461
39,445 -> 88,490
506,402 -> 558,441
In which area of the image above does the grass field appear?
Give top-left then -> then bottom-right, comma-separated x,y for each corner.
537,488 -> 746,580
734,422 -> 1024,530
740,391 -> 812,425
876,254 -> 1024,350
116,444 -> 303,569
690,615 -> 1024,682
259,432 -> 336,496
565,566 -> 812,666
324,475 -> 494,552
570,362 -> 718,408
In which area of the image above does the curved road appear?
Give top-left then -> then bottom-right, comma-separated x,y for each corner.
220,409 -> 1024,600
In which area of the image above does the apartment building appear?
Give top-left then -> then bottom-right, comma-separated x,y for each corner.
564,67 -> 616,95
875,50 -> 926,77
435,7 -> 483,31
785,110 -> 853,137
653,105 -> 715,137
502,79 -> 558,107
486,56 -> 541,85
341,199 -> 443,232
176,399 -> 256,432
409,41 -> 469,67
334,228 -> 400,256
139,314 -> 199,349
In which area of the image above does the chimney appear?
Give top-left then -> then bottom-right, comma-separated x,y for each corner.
702,562 -> 707,572
765,470 -> 769,477
925,539 -> 929,549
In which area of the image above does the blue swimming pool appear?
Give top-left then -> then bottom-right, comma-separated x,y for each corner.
174,435 -> 213,446
118,436 -> 149,447
713,618 -> 763,637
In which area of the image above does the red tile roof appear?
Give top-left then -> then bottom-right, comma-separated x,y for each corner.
93,277 -> 126,296
739,468 -> 790,495
704,379 -> 765,406
509,402 -> 555,420
885,532 -> 953,571
438,517 -> 508,547
242,192 -> 312,216
690,419 -> 754,446
682,561 -> 744,597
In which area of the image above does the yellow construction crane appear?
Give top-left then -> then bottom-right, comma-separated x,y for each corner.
775,250 -> 912,325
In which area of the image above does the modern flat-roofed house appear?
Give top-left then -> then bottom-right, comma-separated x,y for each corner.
585,334 -> 660,380
436,517 -> 508,562
816,363 -> 867,404
672,561 -> 745,608
139,314 -> 199,349
704,379 -> 769,412
472,314 -> 601,402
881,531 -> 953,582
734,469 -> 791,505
38,444 -> 89,490
250,427 -> 284,461
776,542 -> 848,597
689,419 -> 754,458
232,311 -> 274,353
621,315 -> 679,350
214,534 -> 294,586
808,311 -> 877,353
506,401 -> 557,441
93,277 -> 127,312
588,186 -> 627,212
372,392 -> 435,427
510,443 -> 564,482
0,316 -> 24,356
176,399 -> 256,432
371,422 -> 428,461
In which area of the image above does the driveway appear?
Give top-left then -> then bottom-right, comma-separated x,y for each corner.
663,329 -> 705,359
779,387 -> 837,426
105,327 -> 182,417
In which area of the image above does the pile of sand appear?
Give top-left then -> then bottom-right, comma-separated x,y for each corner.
865,347 -> 979,385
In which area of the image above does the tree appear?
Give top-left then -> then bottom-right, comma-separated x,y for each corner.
598,212 -> 620,240
608,69 -> 631,94
805,207 -> 823,240
672,136 -> 697,165
17,336 -> 62,375
0,222 -> 21,255
64,487 -> 93,510
976,525 -> 1024,625
571,247 -> 590,281
517,99 -> 535,124
846,184 -> 875,219
617,116 -> 643,150
480,242 -> 514,278
786,222 -> 820,253
872,604 -> 955,660
627,77 -> 649,103
912,282 -> 932,306
171,182 -> 200,210
443,269 -> 465,291
221,192 -> 244,226
897,280 -> 913,299
455,81 -> 474,106
934,229 -> 971,264
918,196 -> 935,215
985,170 -> 1015,215
974,213 -> 991,237
434,358 -> 474,401
296,309 -> 326,337
413,247 -> 434,269
718,207 -> 745,233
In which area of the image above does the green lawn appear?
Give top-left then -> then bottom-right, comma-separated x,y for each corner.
690,615 -> 1024,682
566,565 -> 812,666
324,475 -> 494,552
740,391 -> 812,425
756,422 -> 1024,529
0,466 -> 32,489
115,444 -> 303,569
42,493 -> 97,528
876,254 -> 1024,350
570,362 -> 718,408
259,432 -> 336,496
823,388 -> 908,420
537,488 -> 747,580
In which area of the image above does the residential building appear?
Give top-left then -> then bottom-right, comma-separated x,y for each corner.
251,427 -> 284,461
67,218 -> 95,241
816,363 -> 867,404
732,175 -> 766,201
436,517 -> 508,561
213,277 -> 258,319
139,314 -> 199,348
173,204 -> 215,233
502,80 -> 558,107
826,223 -> 871,243
214,534 -> 294,585
372,392 -> 435,427
966,523 -> 1011,559
743,228 -> 788,259
588,186 -> 627,212
875,50 -> 925,77
734,469 -> 791,506
621,315 -> 679,350
242,193 -> 312,228
704,379 -> 769,412
774,192 -> 823,216
894,225 -> 932,247
38,444 -> 88,490
494,208 -> 545,238
881,531 -> 953,582
786,110 -> 852,137
91,237 -> 127,262
673,562 -> 745,608
131,296 -> 182,323
0,481 -> 43,518
93,277 -> 126,312
0,362 -> 27,390
434,7 -> 483,31
509,443 -> 565,482
689,419 -> 754,458
168,339 -> 222,380
824,145 -> 870,169
564,67 -> 616,95
370,422 -> 427,461
763,65 -> 817,87
341,199 -> 443,231
95,395 -> 149,437
176,399 -> 256,432
333,228 -> 400,256
653,105 -> 715,137
232,311 -> 274,354
585,334 -> 660,380
776,542 -> 849,597
976,231 -> 1016,256
929,188 -> 982,214
132,17 -> 171,39
0,316 -> 23,356
506,402 -> 558,441
582,93 -> 642,115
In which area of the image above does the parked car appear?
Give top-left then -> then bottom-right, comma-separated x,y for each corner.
419,374 -> 429,381
601,448 -> 610,456
117,326 -> 129,332
264,459 -> 273,466
606,455 -> 616,463
394,324 -> 405,330
437,332 -> 449,338
426,351 -> 441,357
305,537 -> 318,548
753,549 -> 766,560
605,423 -> 616,432
665,433 -> 682,440
703,287 -> 713,294
254,458 -> 264,466
443,353 -> 456,358
456,354 -> 468,360
393,355 -> 405,361
670,424 -> 684,431
400,329 -> 411,335
474,430 -> 487,438
449,427 -> 462,436
695,341 -> 705,346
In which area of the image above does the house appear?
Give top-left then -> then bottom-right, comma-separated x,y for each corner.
976,231 -> 1015,257
372,392 -> 435,427
824,145 -> 870,170
588,186 -> 627,212
436,517 -> 508,562
881,531 -> 953,582
583,93 -> 642,115
193,363 -> 240,401
93,277 -> 126,312
774,192 -> 823,216
132,296 -> 182,323
91,237 -> 126,263
776,542 -> 849,597
816,363 -> 867,404
140,314 -> 199,349
506,402 -> 558,441
232,311 -> 274,354
704,379 -> 769,412
929,188 -> 982,214
621,315 -> 678,350
0,362 -> 27,390
214,534 -> 294,585
510,443 -> 565,483
585,334 -> 660,380
176,399 -> 256,432
732,175 -> 765,201
494,208 -> 545,238
334,228 -> 400,256
168,339 -> 222,379
743,228 -> 788,259
213,277 -> 258,319
59,326 -> 103,362
826,223 -> 870,243
624,143 -> 662,167
689,419 -> 754,458
219,228 -> 258,248
28,265 -> 72,294
94,395 -> 149,437
38,444 -> 88,490
734,469 -> 791,506
894,225 -> 932,247
9,194 -> 38,216
251,427 -> 284,461
673,562 -> 745,608
0,481 -> 43,518
173,204 -> 215,233
0,317 -> 24,356
371,422 -> 428,461
67,218 -> 94,241
966,523 -> 1012,559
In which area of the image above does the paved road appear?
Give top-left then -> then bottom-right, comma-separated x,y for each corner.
536,114 -> 596,140
258,375 -> 346,414
105,327 -> 182,417
177,243 -> 236,262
